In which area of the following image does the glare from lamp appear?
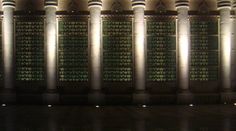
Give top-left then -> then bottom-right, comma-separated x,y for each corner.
142,105 -> 147,108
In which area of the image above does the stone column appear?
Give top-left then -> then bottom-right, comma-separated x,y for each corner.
43,0 -> 59,104
219,0 -> 236,103
232,0 -> 236,96
88,0 -> 104,104
0,0 -> 16,103
132,0 -> 149,104
176,0 -> 193,104
231,0 -> 236,103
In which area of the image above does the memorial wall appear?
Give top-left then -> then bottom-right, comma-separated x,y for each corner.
58,18 -> 88,82
190,17 -> 218,81
0,0 -> 235,104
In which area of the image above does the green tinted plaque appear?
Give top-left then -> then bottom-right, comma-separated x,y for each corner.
16,17 -> 44,81
103,20 -> 132,82
190,17 -> 219,81
147,18 -> 176,82
58,19 -> 88,82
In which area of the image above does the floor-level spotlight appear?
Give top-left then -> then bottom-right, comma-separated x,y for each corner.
189,104 -> 194,107
142,105 -> 147,108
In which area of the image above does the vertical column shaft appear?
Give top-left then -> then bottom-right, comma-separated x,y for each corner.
2,0 -> 15,90
232,0 -> 236,90
218,0 -> 232,91
88,0 -> 102,91
45,0 -> 57,91
132,0 -> 146,91
176,0 -> 190,91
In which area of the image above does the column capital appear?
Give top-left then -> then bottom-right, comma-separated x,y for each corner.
2,0 -> 15,9
132,0 -> 145,9
217,0 -> 231,10
232,0 -> 236,10
44,0 -> 58,8
175,0 -> 189,10
88,0 -> 102,9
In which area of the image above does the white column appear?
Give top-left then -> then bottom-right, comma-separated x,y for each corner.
218,0 -> 232,92
88,0 -> 104,104
45,0 -> 57,91
88,0 -> 102,91
132,0 -> 149,104
132,0 -> 146,91
2,0 -> 15,91
43,0 -> 59,104
176,0 -> 190,92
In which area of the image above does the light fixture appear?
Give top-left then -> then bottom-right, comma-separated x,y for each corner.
48,105 -> 52,108
95,105 -> 100,108
142,105 -> 147,108
189,104 -> 194,107
1,104 -> 6,107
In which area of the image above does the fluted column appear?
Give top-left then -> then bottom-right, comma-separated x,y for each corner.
176,0 -> 193,104
219,0 -> 236,103
43,0 -> 59,104
88,0 -> 104,104
132,0 -> 149,104
0,0 -> 16,103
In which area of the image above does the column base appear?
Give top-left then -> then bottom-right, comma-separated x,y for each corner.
133,91 -> 150,105
220,91 -> 236,104
0,89 -> 16,104
42,91 -> 60,104
88,91 -> 105,105
177,90 -> 194,104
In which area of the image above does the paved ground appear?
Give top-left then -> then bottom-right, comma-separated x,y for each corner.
0,105 -> 236,131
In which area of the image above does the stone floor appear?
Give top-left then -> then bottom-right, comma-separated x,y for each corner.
0,105 -> 236,131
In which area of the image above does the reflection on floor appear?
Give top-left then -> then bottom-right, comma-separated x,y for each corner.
0,105 -> 236,131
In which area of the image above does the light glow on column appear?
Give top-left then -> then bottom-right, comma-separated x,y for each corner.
45,6 -> 57,90
2,5 -> 15,89
133,6 -> 146,91
219,7 -> 232,89
179,34 -> 189,67
47,20 -> 57,67
222,30 -> 231,69
89,5 -> 102,90
176,6 -> 190,90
